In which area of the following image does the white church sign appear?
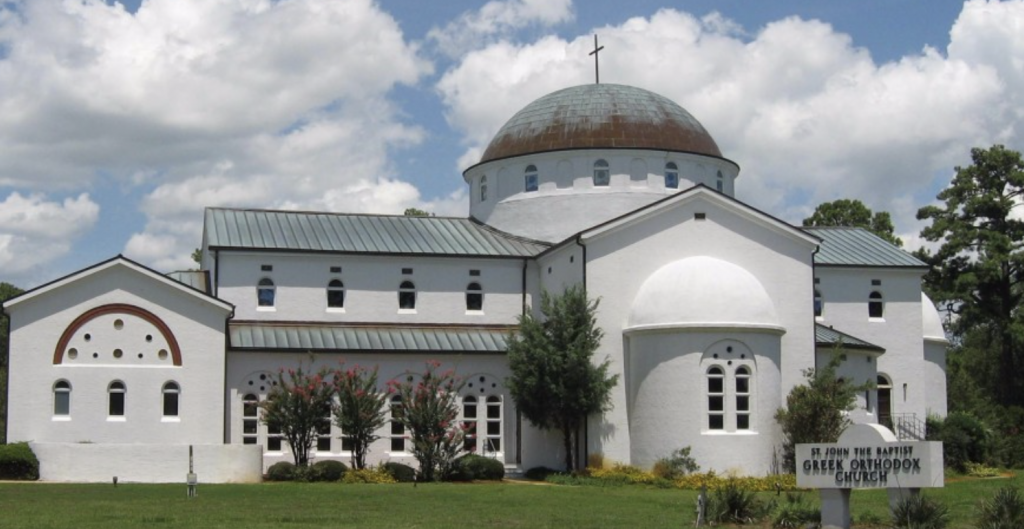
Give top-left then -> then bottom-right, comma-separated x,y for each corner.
796,424 -> 943,529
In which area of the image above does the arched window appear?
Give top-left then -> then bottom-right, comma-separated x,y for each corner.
257,278 -> 275,307
390,395 -> 406,452
869,291 -> 884,318
814,289 -> 823,318
735,367 -> 751,430
108,381 -> 126,417
485,395 -> 502,453
480,175 -> 488,201
162,382 -> 180,417
716,170 -> 724,192
707,366 -> 725,430
665,162 -> 679,189
327,279 -> 345,309
524,165 -> 539,192
54,380 -> 71,416
877,375 -> 893,430
242,394 -> 259,445
399,281 -> 416,310
462,395 -> 478,452
466,282 -> 483,311
593,159 -> 610,186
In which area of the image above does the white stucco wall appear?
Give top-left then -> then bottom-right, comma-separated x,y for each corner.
627,331 -> 783,474
579,191 -> 816,472
814,267 -> 928,422
814,347 -> 880,424
31,442 -> 262,483
466,149 -> 739,242
215,253 -> 525,325
6,263 -> 231,446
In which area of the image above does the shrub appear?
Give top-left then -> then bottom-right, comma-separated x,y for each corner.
525,466 -> 558,481
0,442 -> 39,480
651,446 -> 700,480
341,466 -> 398,484
674,471 -> 798,492
452,454 -> 505,481
771,492 -> 820,529
265,461 -> 297,482
891,493 -> 949,529
939,412 -> 990,471
588,464 -> 658,485
389,361 -> 468,481
705,479 -> 766,525
965,462 -> 1001,478
382,462 -> 416,483
977,486 -> 1024,529
311,460 -> 348,482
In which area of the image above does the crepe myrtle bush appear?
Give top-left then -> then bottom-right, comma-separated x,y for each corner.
389,361 -> 470,482
332,363 -> 389,470
260,364 -> 335,467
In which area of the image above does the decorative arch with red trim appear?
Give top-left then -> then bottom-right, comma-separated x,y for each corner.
53,303 -> 182,366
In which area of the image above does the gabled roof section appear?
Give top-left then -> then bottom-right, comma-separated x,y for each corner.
229,322 -> 511,354
2,255 -> 234,313
805,227 -> 927,268
573,185 -> 820,249
815,324 -> 885,354
205,208 -> 549,258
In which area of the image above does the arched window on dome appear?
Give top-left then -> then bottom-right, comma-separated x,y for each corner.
869,291 -> 884,319
593,159 -> 610,187
480,175 -> 488,202
327,279 -> 345,309
665,162 -> 679,189
707,366 -> 725,430
716,170 -> 724,192
524,165 -> 538,192
466,282 -> 483,311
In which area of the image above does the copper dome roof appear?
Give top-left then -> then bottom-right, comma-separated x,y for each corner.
479,84 -> 722,164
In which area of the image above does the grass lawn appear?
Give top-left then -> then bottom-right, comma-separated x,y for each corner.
0,473 -> 1019,528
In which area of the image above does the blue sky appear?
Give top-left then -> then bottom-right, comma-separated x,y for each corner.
0,0 -> 1018,287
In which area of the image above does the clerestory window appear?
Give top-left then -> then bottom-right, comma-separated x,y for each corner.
593,159 -> 610,186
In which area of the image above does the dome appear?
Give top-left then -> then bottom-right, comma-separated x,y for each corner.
479,84 -> 722,164
627,256 -> 781,332
922,293 -> 948,343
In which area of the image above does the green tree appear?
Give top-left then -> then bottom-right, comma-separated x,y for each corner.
191,248 -> 202,267
403,208 -> 432,217
775,352 -> 866,472
916,145 -> 1024,407
505,285 -> 619,472
1,282 -> 24,444
389,361 -> 467,481
260,364 -> 335,467
332,364 -> 388,470
803,198 -> 903,247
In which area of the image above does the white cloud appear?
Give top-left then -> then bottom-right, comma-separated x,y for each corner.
428,0 -> 573,58
0,0 -> 440,274
0,192 -> 99,275
437,5 -> 1022,242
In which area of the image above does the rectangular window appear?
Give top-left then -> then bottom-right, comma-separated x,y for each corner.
330,266 -> 342,273
402,268 -> 413,275
54,393 -> 70,416
163,393 -> 179,417
268,424 -> 283,451
261,264 -> 273,272
316,416 -> 331,452
109,393 -> 125,417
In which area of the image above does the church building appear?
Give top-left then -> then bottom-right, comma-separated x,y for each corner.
2,83 -> 948,482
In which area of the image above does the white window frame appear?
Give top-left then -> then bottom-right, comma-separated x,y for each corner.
108,381 -> 127,420
524,165 -> 539,192
53,380 -> 71,418
162,381 -> 180,420
593,159 -> 610,187
665,162 -> 679,189
257,277 -> 276,309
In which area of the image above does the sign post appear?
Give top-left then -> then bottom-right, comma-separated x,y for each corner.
796,424 -> 943,529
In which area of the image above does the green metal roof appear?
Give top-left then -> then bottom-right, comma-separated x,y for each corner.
805,227 -> 927,268
229,323 -> 511,353
205,208 -> 549,257
815,324 -> 885,353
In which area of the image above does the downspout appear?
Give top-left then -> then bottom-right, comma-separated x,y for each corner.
575,234 -> 588,470
213,250 -> 221,297
517,258 -> 527,466
223,306 -> 235,444
811,244 -> 820,372
2,308 -> 10,443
